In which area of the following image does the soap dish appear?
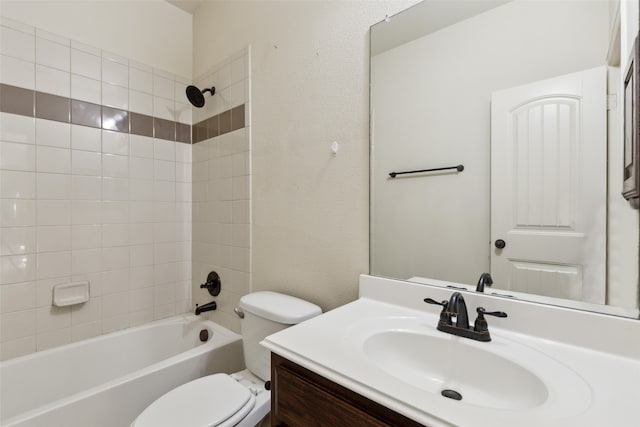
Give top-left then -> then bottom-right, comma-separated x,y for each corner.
53,281 -> 90,307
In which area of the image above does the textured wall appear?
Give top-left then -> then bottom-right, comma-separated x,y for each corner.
193,1 -> 416,312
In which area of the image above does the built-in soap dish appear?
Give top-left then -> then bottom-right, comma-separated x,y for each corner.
53,281 -> 90,307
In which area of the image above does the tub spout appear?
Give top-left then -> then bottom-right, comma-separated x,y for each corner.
195,300 -> 217,315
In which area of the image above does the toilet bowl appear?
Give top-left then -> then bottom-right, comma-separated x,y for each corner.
131,292 -> 322,427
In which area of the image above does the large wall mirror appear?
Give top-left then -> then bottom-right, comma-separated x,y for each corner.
370,0 -> 640,317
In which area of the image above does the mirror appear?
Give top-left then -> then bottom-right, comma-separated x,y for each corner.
370,0 -> 640,317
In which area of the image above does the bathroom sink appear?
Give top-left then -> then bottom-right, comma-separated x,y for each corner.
362,330 -> 547,409
346,315 -> 591,415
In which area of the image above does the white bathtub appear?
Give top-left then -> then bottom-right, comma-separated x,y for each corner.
0,314 -> 244,427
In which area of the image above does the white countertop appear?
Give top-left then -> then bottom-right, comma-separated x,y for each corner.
261,275 -> 640,427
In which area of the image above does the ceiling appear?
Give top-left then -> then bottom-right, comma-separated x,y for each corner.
166,0 -> 204,15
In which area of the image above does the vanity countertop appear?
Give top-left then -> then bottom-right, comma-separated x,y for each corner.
261,275 -> 640,427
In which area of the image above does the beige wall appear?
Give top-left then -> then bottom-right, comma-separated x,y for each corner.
193,1 -> 415,311
0,0 -> 192,77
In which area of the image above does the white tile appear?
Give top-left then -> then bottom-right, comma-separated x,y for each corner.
102,201 -> 129,223
71,321 -> 101,342
1,113 -> 36,144
0,141 -> 36,171
154,139 -> 175,161
154,202 -> 176,223
153,222 -> 177,243
153,74 -> 174,100
102,83 -> 128,110
36,37 -> 70,71
1,199 -> 36,226
102,292 -> 131,318
175,182 -> 191,202
70,40 -> 99,56
71,150 -> 101,176
102,177 -> 129,201
231,55 -> 248,84
0,54 -> 35,88
129,60 -> 151,73
129,157 -> 153,180
1,335 -> 35,360
37,173 -> 71,199
130,180 -> 155,202
231,200 -> 249,224
130,287 -> 153,311
130,135 -> 154,158
175,162 -> 192,183
1,17 -> 34,34
0,170 -> 36,198
101,269 -> 129,294
130,268 -> 153,291
71,297 -> 101,325
130,222 -> 153,245
72,175 -> 101,200
0,226 -> 36,256
153,68 -> 173,80
175,103 -> 191,125
175,143 -> 191,163
102,247 -> 129,271
102,51 -> 128,65
102,154 -> 128,178
129,90 -> 153,115
102,58 -> 128,87
37,200 -> 71,226
129,201 -> 154,222
130,67 -> 152,93
232,175 -> 249,200
216,62 -> 232,90
71,74 -> 101,104
37,226 -> 71,253
36,306 -> 71,334
130,244 -> 153,267
0,253 -> 36,285
71,200 -> 101,225
71,125 -> 101,152
71,49 -> 100,79
153,97 -> 175,121
71,225 -> 101,250
232,152 -> 249,177
153,181 -> 175,202
35,65 -> 70,97
36,146 -> 69,173
102,130 -> 129,155
36,119 -> 70,148
154,159 -> 175,181
102,224 -> 128,247
37,327 -> 71,351
0,282 -> 36,314
0,26 -> 35,62
229,81 -> 245,108
71,249 -> 102,275
0,309 -> 36,342
174,81 -> 188,102
35,29 -> 69,46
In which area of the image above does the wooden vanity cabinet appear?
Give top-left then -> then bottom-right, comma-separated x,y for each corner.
270,353 -> 424,427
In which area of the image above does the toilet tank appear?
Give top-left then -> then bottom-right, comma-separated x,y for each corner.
239,292 -> 322,381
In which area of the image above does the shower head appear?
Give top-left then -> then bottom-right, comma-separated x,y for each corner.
186,85 -> 215,108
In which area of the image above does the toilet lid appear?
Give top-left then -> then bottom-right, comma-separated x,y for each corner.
132,374 -> 256,427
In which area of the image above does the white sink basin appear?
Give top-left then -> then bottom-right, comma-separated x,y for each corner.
363,330 -> 547,409
347,316 -> 591,416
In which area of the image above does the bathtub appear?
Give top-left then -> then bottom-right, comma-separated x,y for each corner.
0,314 -> 245,427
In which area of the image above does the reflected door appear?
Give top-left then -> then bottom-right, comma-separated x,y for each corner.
490,67 -> 607,303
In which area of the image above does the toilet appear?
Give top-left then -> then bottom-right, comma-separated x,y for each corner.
131,291 -> 322,427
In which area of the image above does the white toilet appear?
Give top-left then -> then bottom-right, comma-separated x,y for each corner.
131,291 -> 322,427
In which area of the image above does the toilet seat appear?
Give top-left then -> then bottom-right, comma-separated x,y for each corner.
131,374 -> 256,427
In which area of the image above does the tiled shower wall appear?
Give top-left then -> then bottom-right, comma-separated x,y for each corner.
0,17 -> 193,360
192,47 -> 251,333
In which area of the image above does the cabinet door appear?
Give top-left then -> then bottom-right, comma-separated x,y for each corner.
271,353 -> 424,427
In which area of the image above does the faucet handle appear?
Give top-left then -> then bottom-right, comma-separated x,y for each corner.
474,307 -> 507,336
423,297 -> 447,306
424,298 -> 452,325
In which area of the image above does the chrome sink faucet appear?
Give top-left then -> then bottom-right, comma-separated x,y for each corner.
424,292 -> 507,342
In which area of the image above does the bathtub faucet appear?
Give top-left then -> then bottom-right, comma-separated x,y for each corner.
195,300 -> 217,315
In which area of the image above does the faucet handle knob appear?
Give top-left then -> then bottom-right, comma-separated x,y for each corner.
476,307 -> 507,318
423,297 -> 447,306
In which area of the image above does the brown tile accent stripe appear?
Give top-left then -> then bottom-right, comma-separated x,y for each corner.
192,104 -> 247,144
0,84 -> 35,117
0,83 -> 191,144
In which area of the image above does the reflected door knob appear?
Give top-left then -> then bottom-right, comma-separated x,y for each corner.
495,239 -> 506,249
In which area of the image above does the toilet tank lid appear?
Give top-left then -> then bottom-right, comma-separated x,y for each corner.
239,291 -> 322,324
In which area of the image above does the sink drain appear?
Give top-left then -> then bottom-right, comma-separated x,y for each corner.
441,389 -> 462,401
